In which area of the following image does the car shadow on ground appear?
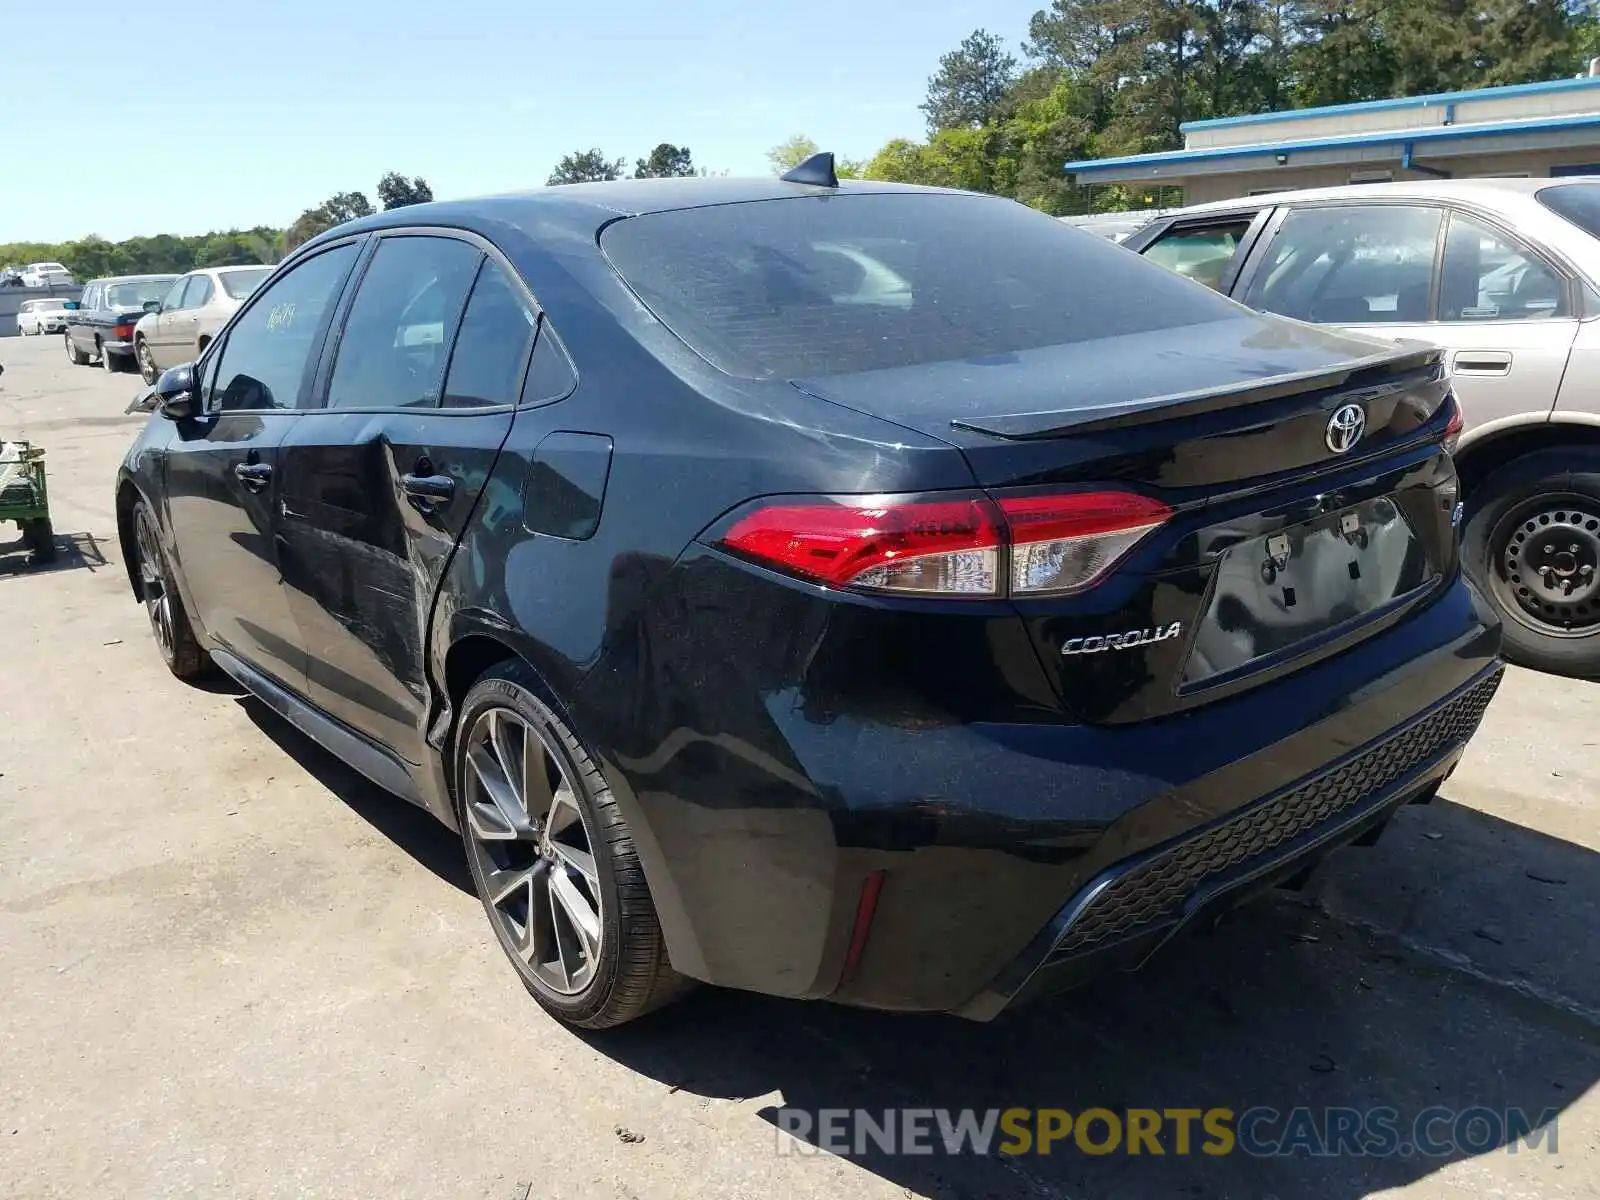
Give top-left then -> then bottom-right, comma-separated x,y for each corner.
584,798 -> 1597,1199
205,687 -> 1600,1197
0,530 -> 107,579
233,693 -> 474,895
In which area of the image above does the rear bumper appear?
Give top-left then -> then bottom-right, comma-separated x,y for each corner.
579,558 -> 1503,1014
103,338 -> 133,352
958,664 -> 1500,1019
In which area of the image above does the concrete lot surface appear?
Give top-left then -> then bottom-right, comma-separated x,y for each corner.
1,335 -> 1596,1199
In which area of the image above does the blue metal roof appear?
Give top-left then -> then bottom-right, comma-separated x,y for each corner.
1178,74 -> 1600,133
1065,110 -> 1600,177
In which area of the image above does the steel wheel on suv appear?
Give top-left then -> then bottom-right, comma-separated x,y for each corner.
454,662 -> 689,1027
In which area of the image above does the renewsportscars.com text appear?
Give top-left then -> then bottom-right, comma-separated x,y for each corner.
772,1106 -> 1560,1159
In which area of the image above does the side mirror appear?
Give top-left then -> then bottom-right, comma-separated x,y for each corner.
61,300 -> 79,310
154,362 -> 197,421
142,299 -> 161,313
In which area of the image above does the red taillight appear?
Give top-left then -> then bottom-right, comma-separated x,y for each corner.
716,489 -> 1170,598
720,496 -> 1003,595
1442,396 -> 1464,451
114,322 -> 136,339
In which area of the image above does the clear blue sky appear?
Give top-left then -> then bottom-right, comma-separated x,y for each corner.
2,0 -> 1046,244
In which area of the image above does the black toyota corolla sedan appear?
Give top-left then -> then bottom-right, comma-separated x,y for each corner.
116,164 -> 1502,1029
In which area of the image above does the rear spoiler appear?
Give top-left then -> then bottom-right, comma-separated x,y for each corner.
949,344 -> 1444,441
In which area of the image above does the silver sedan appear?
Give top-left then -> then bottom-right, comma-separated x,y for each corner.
133,265 -> 275,382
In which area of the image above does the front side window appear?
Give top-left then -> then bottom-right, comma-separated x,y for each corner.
327,236 -> 481,410
1244,205 -> 1442,325
601,193 -> 1239,380
160,277 -> 190,311
211,242 -> 358,411
1438,213 -> 1566,322
441,261 -> 536,408
1142,219 -> 1255,292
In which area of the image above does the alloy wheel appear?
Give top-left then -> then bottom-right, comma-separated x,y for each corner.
136,339 -> 158,384
1494,495 -> 1600,637
460,706 -> 604,996
134,510 -> 175,660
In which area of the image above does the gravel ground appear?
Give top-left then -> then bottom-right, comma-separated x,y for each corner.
1,334 -> 1596,1199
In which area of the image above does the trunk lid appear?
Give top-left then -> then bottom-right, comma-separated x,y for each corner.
795,315 -> 1460,725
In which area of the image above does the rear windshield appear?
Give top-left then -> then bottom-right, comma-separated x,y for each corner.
220,267 -> 272,299
105,279 -> 173,308
1537,183 -> 1600,239
600,192 -> 1240,379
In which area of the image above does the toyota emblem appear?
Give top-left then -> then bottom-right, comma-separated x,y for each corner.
1325,403 -> 1367,454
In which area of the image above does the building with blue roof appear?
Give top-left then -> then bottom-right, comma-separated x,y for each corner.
1063,69 -> 1600,204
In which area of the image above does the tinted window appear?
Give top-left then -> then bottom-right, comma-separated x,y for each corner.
220,267 -> 272,299
522,323 -> 578,405
1439,214 -> 1566,322
1244,205 -> 1442,325
1142,219 -> 1255,291
212,243 -> 357,411
601,193 -> 1238,379
327,236 -> 480,410
105,279 -> 174,308
198,337 -> 226,409
442,261 -> 536,408
1537,182 -> 1600,238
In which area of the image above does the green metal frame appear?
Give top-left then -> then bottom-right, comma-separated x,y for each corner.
0,444 -> 49,523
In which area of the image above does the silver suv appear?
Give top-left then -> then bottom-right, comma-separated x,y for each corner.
1121,178 -> 1600,678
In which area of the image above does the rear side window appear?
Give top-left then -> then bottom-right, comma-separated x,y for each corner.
220,267 -> 272,299
442,261 -> 536,408
1537,183 -> 1600,238
600,193 -> 1239,379
1142,218 -> 1255,292
327,235 -> 481,410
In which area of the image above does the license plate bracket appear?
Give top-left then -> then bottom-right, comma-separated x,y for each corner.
1181,497 -> 1436,688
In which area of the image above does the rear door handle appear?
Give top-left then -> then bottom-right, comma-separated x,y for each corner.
400,472 -> 455,510
234,462 -> 273,492
1452,351 -> 1513,375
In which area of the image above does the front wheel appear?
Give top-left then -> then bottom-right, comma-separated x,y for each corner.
131,500 -> 212,679
1463,447 -> 1600,678
454,662 -> 690,1029
135,337 -> 159,384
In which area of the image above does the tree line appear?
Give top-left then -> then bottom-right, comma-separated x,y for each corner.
0,171 -> 436,281
13,0 -> 1600,276
804,0 -> 1600,213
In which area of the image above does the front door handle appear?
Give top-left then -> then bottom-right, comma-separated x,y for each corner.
400,472 -> 455,511
1452,351 -> 1513,376
234,462 -> 273,492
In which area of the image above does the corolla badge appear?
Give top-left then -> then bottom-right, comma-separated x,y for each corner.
1062,622 -> 1184,656
1325,403 -> 1367,454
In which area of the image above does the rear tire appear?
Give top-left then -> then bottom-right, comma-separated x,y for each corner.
64,332 -> 88,365
1462,447 -> 1600,678
101,343 -> 121,373
131,500 -> 212,679
454,661 -> 691,1029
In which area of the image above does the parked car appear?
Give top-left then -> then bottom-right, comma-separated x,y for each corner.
64,274 -> 178,372
20,262 -> 72,288
132,265 -> 275,383
15,297 -> 72,336
1060,210 -> 1167,243
1120,178 -> 1600,677
116,170 -> 1501,1031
